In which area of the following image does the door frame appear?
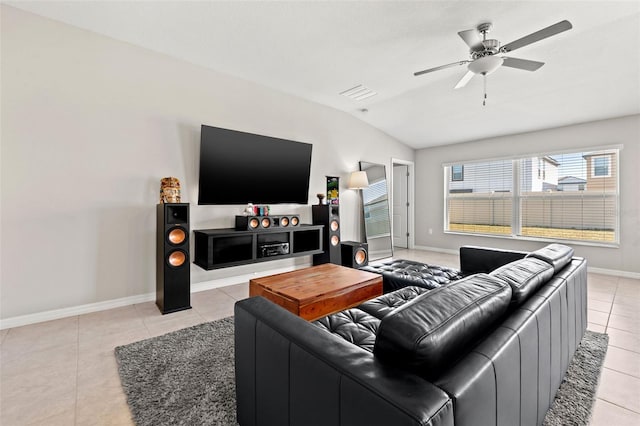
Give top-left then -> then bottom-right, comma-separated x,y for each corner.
390,158 -> 415,249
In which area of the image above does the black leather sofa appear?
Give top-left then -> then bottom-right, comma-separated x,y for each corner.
235,244 -> 587,426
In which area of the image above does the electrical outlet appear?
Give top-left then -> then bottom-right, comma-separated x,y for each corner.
428,228 -> 433,235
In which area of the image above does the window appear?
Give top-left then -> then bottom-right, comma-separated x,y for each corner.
451,164 -> 464,181
444,148 -> 619,244
592,155 -> 611,177
446,159 -> 513,236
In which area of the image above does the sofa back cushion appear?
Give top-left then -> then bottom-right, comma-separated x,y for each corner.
526,243 -> 574,273
490,257 -> 554,307
373,274 -> 511,379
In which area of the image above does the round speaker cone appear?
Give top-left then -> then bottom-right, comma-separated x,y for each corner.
331,235 -> 340,246
167,228 -> 186,245
354,249 -> 367,265
330,220 -> 339,231
249,218 -> 259,229
281,217 -> 289,226
261,218 -> 271,228
168,250 -> 186,267
291,217 -> 299,226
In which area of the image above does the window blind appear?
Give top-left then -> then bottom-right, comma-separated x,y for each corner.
446,159 -> 513,236
445,148 -> 619,244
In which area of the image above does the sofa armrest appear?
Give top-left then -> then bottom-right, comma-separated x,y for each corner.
235,296 -> 453,426
459,245 -> 528,276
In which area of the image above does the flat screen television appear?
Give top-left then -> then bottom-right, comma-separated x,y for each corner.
198,125 -> 313,205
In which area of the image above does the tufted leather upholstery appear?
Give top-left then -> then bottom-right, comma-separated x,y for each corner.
235,244 -> 587,426
312,287 -> 430,352
358,286 -> 430,319
313,308 -> 380,352
361,259 -> 462,292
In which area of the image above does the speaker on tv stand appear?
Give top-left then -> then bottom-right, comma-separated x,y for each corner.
156,203 -> 191,314
235,214 -> 300,230
312,204 -> 341,265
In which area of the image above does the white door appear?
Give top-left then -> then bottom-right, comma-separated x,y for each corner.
393,164 -> 408,248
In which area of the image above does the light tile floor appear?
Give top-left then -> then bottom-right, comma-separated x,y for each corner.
0,248 -> 638,425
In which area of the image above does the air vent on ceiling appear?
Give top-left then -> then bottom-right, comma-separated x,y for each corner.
339,85 -> 377,101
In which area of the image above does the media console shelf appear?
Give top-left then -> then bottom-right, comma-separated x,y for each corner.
193,224 -> 324,270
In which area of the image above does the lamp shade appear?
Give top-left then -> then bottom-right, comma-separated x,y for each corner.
348,171 -> 369,189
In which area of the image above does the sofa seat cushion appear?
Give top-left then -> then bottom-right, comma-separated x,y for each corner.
313,308 -> 380,352
361,259 -> 462,293
490,257 -> 554,307
526,243 -> 574,273
358,286 -> 431,319
374,274 -> 512,379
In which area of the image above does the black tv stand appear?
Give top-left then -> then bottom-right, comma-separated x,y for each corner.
193,224 -> 324,270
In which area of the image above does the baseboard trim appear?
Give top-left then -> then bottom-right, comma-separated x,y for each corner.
411,245 -> 459,255
0,293 -> 155,330
0,262 -> 311,330
587,267 -> 640,280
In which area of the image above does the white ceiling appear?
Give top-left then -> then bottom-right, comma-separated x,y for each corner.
7,1 -> 640,149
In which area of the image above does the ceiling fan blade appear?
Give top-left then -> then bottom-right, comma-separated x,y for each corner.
501,20 -> 572,53
458,29 -> 485,51
454,71 -> 475,89
414,60 -> 469,77
502,57 -> 545,71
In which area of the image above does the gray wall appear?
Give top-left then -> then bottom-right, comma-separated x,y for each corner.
415,114 -> 640,274
0,6 -> 414,320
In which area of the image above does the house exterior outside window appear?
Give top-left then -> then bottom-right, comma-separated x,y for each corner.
444,148 -> 619,245
451,165 -> 464,181
591,155 -> 611,177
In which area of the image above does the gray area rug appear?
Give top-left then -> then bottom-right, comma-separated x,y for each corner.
543,330 -> 609,425
116,319 -> 607,426
115,317 -> 237,426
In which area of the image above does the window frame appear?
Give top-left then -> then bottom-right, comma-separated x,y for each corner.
443,146 -> 621,247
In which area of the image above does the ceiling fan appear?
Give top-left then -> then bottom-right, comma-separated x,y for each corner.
414,20 -> 572,102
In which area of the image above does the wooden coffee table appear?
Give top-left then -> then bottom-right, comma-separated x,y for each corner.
249,263 -> 383,321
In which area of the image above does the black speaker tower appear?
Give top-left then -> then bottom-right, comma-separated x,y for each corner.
312,204 -> 341,265
156,203 -> 191,314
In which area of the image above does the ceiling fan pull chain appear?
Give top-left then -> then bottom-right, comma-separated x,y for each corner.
483,74 -> 487,106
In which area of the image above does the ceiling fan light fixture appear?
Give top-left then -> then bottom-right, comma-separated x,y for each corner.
468,55 -> 504,75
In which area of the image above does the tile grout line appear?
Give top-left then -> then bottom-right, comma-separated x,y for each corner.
601,364 -> 640,381
596,395 -> 640,416
606,342 -> 640,356
604,278 -> 620,332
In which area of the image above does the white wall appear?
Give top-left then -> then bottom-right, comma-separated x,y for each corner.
0,6 -> 414,320
415,115 -> 640,274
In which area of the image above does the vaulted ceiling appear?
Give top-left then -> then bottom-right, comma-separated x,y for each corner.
8,1 -> 640,149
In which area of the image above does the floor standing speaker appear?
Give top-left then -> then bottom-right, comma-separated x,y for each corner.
341,241 -> 369,268
157,203 -> 191,314
312,204 -> 341,265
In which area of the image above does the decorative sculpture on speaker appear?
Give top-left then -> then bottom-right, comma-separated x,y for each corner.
160,177 -> 181,203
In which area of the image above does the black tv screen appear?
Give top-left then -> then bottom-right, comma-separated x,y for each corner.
198,125 -> 313,205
